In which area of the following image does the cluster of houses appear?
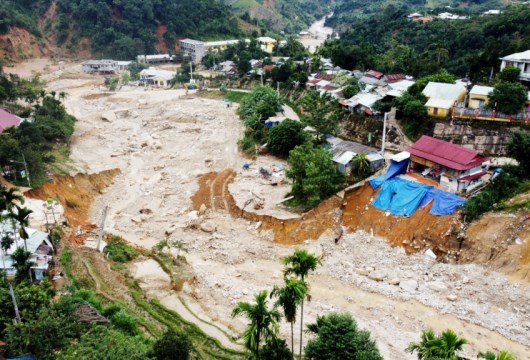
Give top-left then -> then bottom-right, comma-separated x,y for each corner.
406,8 -> 502,23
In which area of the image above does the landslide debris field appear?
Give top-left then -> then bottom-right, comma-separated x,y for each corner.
22,61 -> 530,359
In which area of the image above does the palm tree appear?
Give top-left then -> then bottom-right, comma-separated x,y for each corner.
58,91 -> 68,103
270,277 -> 307,358
406,328 -> 467,360
0,187 -> 25,231
282,249 -> 320,358
10,205 -> 33,253
231,290 -> 281,358
353,153 -> 370,177
478,351 -> 514,360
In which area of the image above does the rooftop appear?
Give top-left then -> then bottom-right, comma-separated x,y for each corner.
406,135 -> 489,171
469,85 -> 493,96
500,50 -> 530,62
422,82 -> 465,100
0,108 -> 21,132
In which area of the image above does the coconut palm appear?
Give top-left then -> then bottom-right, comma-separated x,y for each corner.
406,328 -> 467,360
231,290 -> 281,358
270,277 -> 307,358
0,187 -> 25,231
478,351 -> 514,360
282,249 -> 320,358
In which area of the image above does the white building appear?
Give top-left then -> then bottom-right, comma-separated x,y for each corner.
180,39 -> 206,64
139,68 -> 175,87
500,50 -> 530,83
81,60 -> 118,74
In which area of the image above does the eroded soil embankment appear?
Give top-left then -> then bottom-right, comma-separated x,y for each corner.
191,169 -> 341,245
26,169 -> 121,243
342,183 -> 460,257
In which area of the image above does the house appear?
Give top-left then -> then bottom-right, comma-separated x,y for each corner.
422,82 -> 467,118
0,224 -> 54,280
344,93 -> 383,115
438,12 -> 468,20
468,85 -> 493,109
406,135 -> 489,193
116,61 -> 132,71
0,109 -> 21,133
326,136 -> 384,174
256,37 -> 277,53
138,68 -> 175,87
500,50 -> 530,83
137,54 -> 173,65
365,69 -> 384,80
407,12 -> 423,21
483,10 -> 501,15
387,79 -> 415,98
81,60 -> 118,74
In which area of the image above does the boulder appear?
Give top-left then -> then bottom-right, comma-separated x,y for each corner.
427,281 -> 448,292
368,271 -> 385,282
200,221 -> 216,233
389,278 -> 400,285
101,110 -> 116,122
447,294 -> 458,302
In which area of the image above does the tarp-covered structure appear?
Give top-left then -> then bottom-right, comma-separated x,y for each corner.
369,153 -> 465,216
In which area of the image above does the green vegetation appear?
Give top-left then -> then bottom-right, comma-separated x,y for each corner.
406,328 -> 467,360
487,67 -> 528,115
322,3 -> 530,80
286,142 -> 344,209
104,235 -> 141,263
305,312 -> 383,360
463,131 -> 530,222
299,91 -> 341,143
267,120 -> 307,157
0,0 -> 50,36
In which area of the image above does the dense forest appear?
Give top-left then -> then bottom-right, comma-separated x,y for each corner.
320,4 -> 530,81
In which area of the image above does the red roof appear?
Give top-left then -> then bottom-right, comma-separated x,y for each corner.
384,74 -> 406,83
322,85 -> 337,91
365,69 -> 384,79
458,170 -> 487,182
262,65 -> 275,71
0,109 -> 21,133
406,136 -> 489,171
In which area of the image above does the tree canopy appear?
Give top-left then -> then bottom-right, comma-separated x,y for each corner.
305,312 -> 383,360
267,120 -> 307,157
286,142 -> 344,209
299,91 -> 341,143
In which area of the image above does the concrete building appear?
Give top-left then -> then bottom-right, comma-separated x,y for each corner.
500,50 -> 530,83
179,39 -> 206,64
139,68 -> 175,87
81,60 -> 118,74
468,85 -> 493,109
256,36 -> 277,53
137,54 -> 173,65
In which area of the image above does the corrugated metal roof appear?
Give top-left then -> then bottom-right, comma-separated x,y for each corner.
425,98 -> 455,109
406,135 -> 489,171
0,109 -> 21,132
422,82 -> 465,100
469,85 -> 493,96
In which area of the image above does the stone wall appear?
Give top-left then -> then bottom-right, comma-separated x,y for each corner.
433,122 -> 515,155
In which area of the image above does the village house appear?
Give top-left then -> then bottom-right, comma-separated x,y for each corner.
81,60 -> 118,74
467,85 -> 493,109
326,136 -> 384,174
256,36 -> 277,53
0,109 -> 21,133
0,224 -> 54,280
500,50 -> 530,83
138,68 -> 175,87
406,135 -> 489,193
422,82 -> 467,118
136,54 -> 173,65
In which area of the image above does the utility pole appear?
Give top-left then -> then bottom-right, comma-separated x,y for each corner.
190,61 -> 194,83
97,205 -> 108,252
381,112 -> 388,156
6,274 -> 21,323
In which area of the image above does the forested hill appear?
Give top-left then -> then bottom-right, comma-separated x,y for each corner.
222,0 -> 334,33
320,3 -> 530,81
0,0 -> 244,60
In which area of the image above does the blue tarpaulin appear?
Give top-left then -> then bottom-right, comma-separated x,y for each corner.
372,178 -> 432,216
369,159 -> 408,189
419,188 -> 466,216
372,178 -> 465,216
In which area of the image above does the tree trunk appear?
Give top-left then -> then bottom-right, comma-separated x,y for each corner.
256,328 -> 260,359
299,299 -> 304,359
291,321 -> 294,359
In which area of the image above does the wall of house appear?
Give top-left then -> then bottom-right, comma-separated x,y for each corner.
427,106 -> 450,118
469,94 -> 488,109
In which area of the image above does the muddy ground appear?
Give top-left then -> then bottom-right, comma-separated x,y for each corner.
15,61 -> 530,359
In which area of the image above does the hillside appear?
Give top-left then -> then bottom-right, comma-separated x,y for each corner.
223,0 -> 334,33
0,0 -> 245,61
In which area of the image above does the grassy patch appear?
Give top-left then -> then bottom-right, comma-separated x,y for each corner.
104,235 -> 141,263
48,144 -> 79,176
